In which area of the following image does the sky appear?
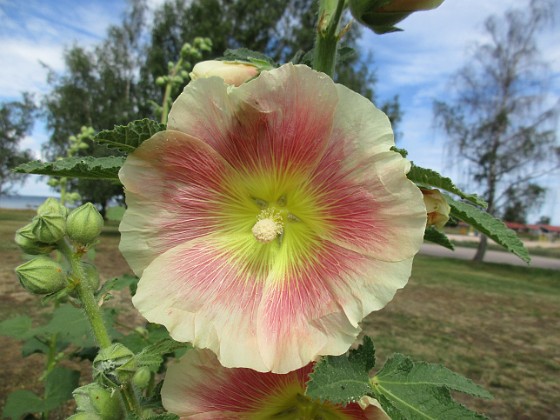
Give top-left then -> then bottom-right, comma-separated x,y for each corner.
1,0 -> 559,223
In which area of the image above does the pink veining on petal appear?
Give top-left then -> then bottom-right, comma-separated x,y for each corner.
170,64 -> 338,176
162,349 -> 387,419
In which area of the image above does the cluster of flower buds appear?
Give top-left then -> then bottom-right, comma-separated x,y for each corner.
14,199 -> 105,296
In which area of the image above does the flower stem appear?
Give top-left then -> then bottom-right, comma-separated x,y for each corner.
57,240 -> 112,349
160,58 -> 184,125
313,0 -> 347,77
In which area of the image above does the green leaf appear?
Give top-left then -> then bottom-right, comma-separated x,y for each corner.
93,119 -> 165,153
222,48 -> 276,68
43,366 -> 80,411
97,274 -> 138,300
2,390 -> 45,419
39,304 -> 92,345
446,196 -> 530,263
306,336 -> 375,405
371,353 -> 491,419
134,338 -> 190,373
407,165 -> 487,208
424,226 -> 455,250
106,205 -> 126,222
0,315 -> 34,340
21,337 -> 50,357
14,156 -> 125,180
391,146 -> 408,158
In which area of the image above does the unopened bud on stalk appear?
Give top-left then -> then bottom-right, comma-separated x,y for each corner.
71,383 -> 123,420
93,343 -> 136,386
190,60 -> 259,86
14,223 -> 56,255
37,197 -> 68,218
32,213 -> 66,244
15,256 -> 67,295
132,366 -> 152,389
66,203 -> 104,246
421,188 -> 451,230
349,0 -> 445,34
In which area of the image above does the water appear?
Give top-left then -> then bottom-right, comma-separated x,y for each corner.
0,195 -> 56,210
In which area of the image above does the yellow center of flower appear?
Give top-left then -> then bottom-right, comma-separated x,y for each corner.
252,208 -> 284,243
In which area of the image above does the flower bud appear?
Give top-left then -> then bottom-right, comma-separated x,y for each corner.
72,383 -> 123,420
37,197 -> 68,218
421,188 -> 451,230
93,343 -> 135,386
132,366 -> 152,389
14,223 -> 56,255
32,213 -> 66,244
15,256 -> 67,295
349,0 -> 445,34
66,203 -> 104,246
190,60 -> 259,86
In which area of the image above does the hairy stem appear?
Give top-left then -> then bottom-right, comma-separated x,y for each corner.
313,0 -> 346,77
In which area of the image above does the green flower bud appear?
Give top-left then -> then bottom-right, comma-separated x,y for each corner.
132,366 -> 152,389
93,343 -> 135,386
14,223 -> 55,255
66,203 -> 104,246
82,262 -> 100,291
72,383 -> 123,420
349,0 -> 444,34
37,197 -> 68,218
15,256 -> 67,295
32,213 -> 66,244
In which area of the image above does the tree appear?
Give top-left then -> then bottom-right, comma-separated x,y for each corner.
0,94 -> 36,196
43,0 -> 402,209
502,183 -> 545,224
434,0 -> 559,261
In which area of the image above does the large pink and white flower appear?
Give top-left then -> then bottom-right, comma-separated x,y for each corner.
119,64 -> 426,373
162,348 -> 389,419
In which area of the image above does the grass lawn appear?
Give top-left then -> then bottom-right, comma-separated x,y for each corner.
1,209 -> 559,418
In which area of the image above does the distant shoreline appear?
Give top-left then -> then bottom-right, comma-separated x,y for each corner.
0,195 -> 56,210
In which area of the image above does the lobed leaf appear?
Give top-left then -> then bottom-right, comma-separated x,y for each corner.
424,226 -> 455,250
0,315 -> 34,340
134,338 -> 190,373
306,336 -> 375,405
14,156 -> 125,180
446,196 -> 530,263
408,165 -> 487,208
371,353 -> 491,419
93,119 -> 165,153
2,390 -> 45,419
43,366 -> 80,411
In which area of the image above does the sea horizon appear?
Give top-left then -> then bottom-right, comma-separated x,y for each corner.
0,194 -> 57,210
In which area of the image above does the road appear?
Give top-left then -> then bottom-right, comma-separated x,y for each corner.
420,243 -> 560,270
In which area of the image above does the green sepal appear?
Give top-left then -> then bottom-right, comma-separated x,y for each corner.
14,156 -> 125,180
371,353 -> 491,419
221,48 -> 277,69
424,226 -> 455,250
93,119 -> 165,153
306,336 -> 375,405
407,165 -> 487,208
445,195 -> 530,263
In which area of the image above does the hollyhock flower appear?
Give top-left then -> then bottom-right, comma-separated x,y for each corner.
119,63 -> 426,373
421,188 -> 451,230
190,60 -> 259,86
162,348 -> 389,419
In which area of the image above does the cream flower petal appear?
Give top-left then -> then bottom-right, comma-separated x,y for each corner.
310,150 -> 426,261
162,348 -> 389,419
169,64 -> 338,175
132,230 -> 412,373
119,130 -> 239,275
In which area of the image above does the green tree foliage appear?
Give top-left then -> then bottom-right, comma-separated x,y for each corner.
502,183 -> 546,224
434,0 -> 559,261
43,0 -> 402,208
0,94 -> 36,196
43,0 -> 148,214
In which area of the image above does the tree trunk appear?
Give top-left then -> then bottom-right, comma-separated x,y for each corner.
473,234 -> 488,262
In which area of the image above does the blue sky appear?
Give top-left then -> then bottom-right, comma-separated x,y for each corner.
1,0 -> 559,223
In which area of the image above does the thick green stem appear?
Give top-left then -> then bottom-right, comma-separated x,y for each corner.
58,240 -> 112,349
313,0 -> 346,77
120,383 -> 143,416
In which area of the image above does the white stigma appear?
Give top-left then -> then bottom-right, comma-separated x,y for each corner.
252,209 -> 283,243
